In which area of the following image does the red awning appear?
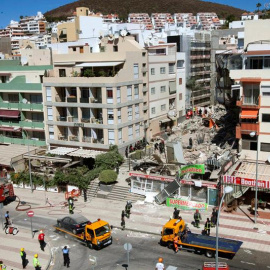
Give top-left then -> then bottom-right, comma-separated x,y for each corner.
0,110 -> 20,118
23,128 -> 44,132
0,127 -> 21,132
240,77 -> 261,83
0,73 -> 11,76
241,110 -> 258,119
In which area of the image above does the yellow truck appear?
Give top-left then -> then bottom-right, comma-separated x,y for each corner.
55,218 -> 112,250
160,218 -> 186,247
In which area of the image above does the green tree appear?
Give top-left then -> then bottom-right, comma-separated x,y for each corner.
99,169 -> 118,184
224,14 -> 236,28
256,2 -> 262,12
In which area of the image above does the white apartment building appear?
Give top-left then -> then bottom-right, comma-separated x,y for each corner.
43,36 -> 148,153
229,20 -> 270,161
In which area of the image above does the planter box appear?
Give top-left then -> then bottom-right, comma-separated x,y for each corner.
99,183 -> 114,192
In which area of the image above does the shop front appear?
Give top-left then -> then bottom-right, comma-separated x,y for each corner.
129,172 -> 217,205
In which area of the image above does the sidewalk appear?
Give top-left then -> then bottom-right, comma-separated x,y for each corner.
0,225 -> 51,270
8,187 -> 270,254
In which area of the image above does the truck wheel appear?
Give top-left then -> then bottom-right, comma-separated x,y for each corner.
205,250 -> 214,258
57,222 -> 62,228
168,242 -> 174,250
159,239 -> 166,246
72,229 -> 77,235
87,242 -> 93,249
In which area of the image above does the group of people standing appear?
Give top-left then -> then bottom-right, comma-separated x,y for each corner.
154,140 -> 165,154
125,138 -> 148,158
193,208 -> 218,236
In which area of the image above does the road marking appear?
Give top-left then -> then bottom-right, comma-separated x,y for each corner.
243,249 -> 252,255
49,234 -> 56,238
52,237 -> 60,241
241,261 -> 255,265
267,266 -> 270,269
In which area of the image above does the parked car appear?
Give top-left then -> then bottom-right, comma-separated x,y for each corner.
57,214 -> 90,234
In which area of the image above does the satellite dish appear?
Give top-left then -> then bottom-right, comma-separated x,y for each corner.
22,98 -> 28,104
120,29 -> 127,37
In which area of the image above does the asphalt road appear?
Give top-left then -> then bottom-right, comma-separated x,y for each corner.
7,208 -> 270,270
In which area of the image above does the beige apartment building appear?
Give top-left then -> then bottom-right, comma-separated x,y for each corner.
148,44 -> 178,135
43,36 -> 148,153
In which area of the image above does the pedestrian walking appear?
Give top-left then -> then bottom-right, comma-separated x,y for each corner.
173,207 -> 180,219
173,233 -> 179,253
4,211 -> 9,228
62,246 -> 70,268
0,261 -> 6,270
211,208 -> 217,227
20,248 -> 27,269
121,210 -> 125,230
125,201 -> 132,218
38,230 -> 45,251
204,218 -> 211,236
194,209 -> 202,228
33,254 -> 41,270
155,257 -> 165,270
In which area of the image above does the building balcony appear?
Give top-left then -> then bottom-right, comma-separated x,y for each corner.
142,86 -> 148,93
237,96 -> 260,109
236,123 -> 259,138
67,116 -> 79,122
66,96 -> 77,103
0,102 -> 43,111
57,116 -> 67,122
0,120 -> 20,127
0,136 -> 46,146
82,136 -> 104,144
19,121 -> 44,129
68,135 -> 79,142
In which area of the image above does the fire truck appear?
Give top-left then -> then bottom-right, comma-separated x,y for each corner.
0,180 -> 15,204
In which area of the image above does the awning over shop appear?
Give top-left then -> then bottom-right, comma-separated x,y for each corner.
67,149 -> 105,158
47,147 -> 77,156
0,110 -> 20,118
0,127 -> 21,132
240,109 -> 258,119
76,62 -> 124,67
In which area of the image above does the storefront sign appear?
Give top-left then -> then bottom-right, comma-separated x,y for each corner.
180,179 -> 216,189
223,175 -> 270,189
129,172 -> 174,182
180,164 -> 205,176
166,198 -> 208,210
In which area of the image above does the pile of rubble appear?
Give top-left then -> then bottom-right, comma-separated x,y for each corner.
170,104 -> 238,166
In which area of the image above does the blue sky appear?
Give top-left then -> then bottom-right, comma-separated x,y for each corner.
0,0 -> 268,28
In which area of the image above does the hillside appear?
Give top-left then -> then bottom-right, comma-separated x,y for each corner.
44,0 -> 245,21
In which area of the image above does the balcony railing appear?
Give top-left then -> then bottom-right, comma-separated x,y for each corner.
237,96 -> 260,108
69,135 -> 79,142
66,96 -> 77,103
0,102 -> 43,111
0,136 -> 46,146
240,122 -> 259,133
67,116 -> 79,122
57,116 -> 67,122
82,136 -> 93,143
19,121 -> 44,129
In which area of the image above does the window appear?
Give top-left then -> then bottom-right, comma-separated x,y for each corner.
59,69 -> 66,77
151,87 -> 155,95
47,106 -> 53,121
117,87 -> 121,103
118,108 -> 121,123
32,113 -> 44,122
262,114 -> 270,122
243,85 -> 259,105
128,106 -> 133,120
156,49 -> 165,54
161,104 -> 166,111
106,87 -> 113,104
135,104 -> 139,119
151,107 -> 156,114
118,129 -> 122,144
30,94 -> 42,104
128,125 -> 133,140
261,86 -> 270,96
107,109 -> 114,124
108,130 -> 115,144
134,85 -> 139,99
48,125 -> 54,139
177,60 -> 184,68
151,68 -> 155,75
160,67 -> 166,74
135,124 -> 140,138
161,86 -> 166,93
127,85 -> 132,101
264,57 -> 270,68
179,78 -> 182,85
169,63 -> 175,74
113,46 -> 118,52
46,87 -> 52,102
133,64 -> 139,79
8,94 -> 19,103
142,52 -> 146,57
261,143 -> 270,152
179,93 -> 183,100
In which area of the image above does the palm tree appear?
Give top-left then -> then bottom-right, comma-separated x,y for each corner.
256,2 -> 262,12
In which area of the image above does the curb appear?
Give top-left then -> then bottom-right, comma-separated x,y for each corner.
45,241 -> 53,270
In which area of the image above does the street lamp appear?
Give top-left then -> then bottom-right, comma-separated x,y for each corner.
215,185 -> 233,270
250,131 -> 258,225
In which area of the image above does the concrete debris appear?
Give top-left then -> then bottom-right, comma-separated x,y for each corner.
170,104 -> 237,169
